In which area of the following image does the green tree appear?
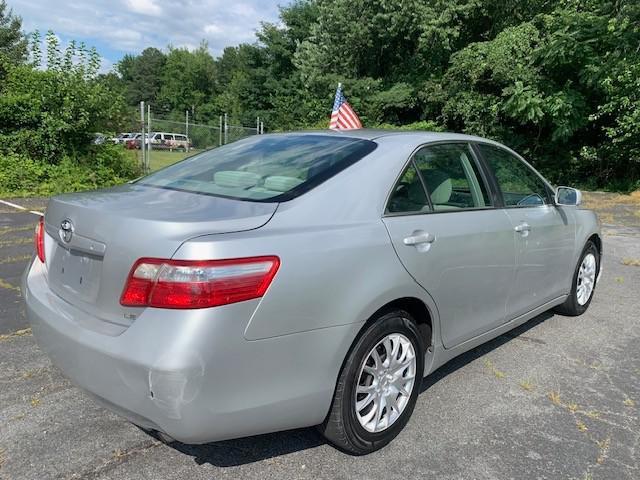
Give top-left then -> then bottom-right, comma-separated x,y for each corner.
436,0 -> 640,187
0,0 -> 27,64
117,47 -> 166,105
157,42 -> 217,115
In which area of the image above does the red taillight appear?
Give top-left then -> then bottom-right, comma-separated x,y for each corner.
120,256 -> 280,309
34,216 -> 45,263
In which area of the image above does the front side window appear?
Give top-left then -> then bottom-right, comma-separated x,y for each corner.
138,134 -> 377,202
414,143 -> 491,211
478,144 -> 550,207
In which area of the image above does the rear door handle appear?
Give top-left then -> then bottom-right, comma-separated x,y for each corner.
403,231 -> 436,251
514,222 -> 531,234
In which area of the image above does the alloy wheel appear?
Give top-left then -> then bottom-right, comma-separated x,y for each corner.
354,333 -> 417,433
576,253 -> 596,306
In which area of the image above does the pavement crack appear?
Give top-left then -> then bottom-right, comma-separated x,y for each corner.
62,440 -> 163,480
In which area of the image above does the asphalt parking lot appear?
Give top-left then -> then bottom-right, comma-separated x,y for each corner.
0,197 -> 638,480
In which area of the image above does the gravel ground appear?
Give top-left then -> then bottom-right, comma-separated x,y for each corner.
0,196 -> 638,480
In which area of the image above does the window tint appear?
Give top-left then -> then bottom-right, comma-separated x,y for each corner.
478,144 -> 549,207
413,144 -> 490,211
387,163 -> 430,214
138,134 -> 377,202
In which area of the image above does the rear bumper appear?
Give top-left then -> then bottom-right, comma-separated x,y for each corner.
23,259 -> 361,443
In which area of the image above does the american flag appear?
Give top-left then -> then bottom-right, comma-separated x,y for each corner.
329,83 -> 362,130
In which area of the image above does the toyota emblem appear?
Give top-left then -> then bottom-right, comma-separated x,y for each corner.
59,219 -> 74,243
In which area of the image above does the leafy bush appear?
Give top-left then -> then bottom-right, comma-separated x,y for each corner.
0,31 -> 138,196
0,32 -> 127,163
0,152 -> 48,194
0,144 -> 141,197
376,120 -> 444,132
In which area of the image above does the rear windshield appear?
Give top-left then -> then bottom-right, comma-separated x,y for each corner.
137,134 -> 377,202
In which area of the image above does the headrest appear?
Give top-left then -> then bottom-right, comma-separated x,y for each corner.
424,170 -> 452,204
214,171 -> 261,188
264,176 -> 303,192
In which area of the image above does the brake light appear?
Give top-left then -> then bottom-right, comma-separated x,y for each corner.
120,256 -> 280,309
34,216 -> 45,263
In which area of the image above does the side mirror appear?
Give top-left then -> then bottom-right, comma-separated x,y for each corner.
555,186 -> 582,206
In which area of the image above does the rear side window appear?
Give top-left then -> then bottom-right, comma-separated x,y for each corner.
387,163 -> 429,214
478,144 -> 550,207
414,143 -> 490,211
137,135 -> 377,202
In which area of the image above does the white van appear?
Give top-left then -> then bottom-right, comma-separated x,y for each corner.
148,132 -> 190,151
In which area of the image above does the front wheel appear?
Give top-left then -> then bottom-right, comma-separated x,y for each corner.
318,311 -> 424,455
555,240 -> 599,316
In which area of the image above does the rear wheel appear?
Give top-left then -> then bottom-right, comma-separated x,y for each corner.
319,311 -> 424,455
555,241 -> 599,316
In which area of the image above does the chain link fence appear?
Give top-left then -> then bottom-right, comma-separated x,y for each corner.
118,104 -> 265,173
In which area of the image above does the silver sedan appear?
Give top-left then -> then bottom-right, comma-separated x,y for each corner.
23,131 -> 601,454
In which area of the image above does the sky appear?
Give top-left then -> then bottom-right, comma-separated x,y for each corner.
11,0 -> 286,72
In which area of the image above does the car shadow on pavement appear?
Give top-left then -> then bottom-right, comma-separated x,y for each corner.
158,310 -> 555,467
420,310 -> 554,393
165,427 -> 326,467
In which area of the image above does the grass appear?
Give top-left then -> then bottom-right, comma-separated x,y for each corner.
581,190 -> 640,226
0,238 -> 31,248
0,254 -> 31,265
125,149 -> 204,172
0,225 -> 34,236
483,358 -> 506,379
596,437 -> 611,465
548,390 -> 562,406
0,328 -> 32,341
0,278 -> 20,292
576,419 -> 588,432
519,379 -> 535,391
149,150 -> 195,171
582,190 -> 640,209
621,258 -> 640,266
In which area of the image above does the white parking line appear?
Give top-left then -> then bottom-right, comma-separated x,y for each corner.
0,199 -> 43,216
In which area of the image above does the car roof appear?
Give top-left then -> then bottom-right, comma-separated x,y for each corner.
263,129 -> 501,146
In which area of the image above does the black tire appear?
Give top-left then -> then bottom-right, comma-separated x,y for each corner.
318,310 -> 425,455
555,240 -> 600,316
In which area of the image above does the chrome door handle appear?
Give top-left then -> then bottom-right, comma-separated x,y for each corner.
514,222 -> 531,234
403,231 -> 435,246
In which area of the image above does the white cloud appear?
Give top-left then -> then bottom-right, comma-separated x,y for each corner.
124,0 -> 162,16
230,4 -> 257,17
13,0 -> 285,60
203,24 -> 223,35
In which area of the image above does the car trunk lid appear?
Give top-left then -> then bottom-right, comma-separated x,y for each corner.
43,184 -> 277,330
